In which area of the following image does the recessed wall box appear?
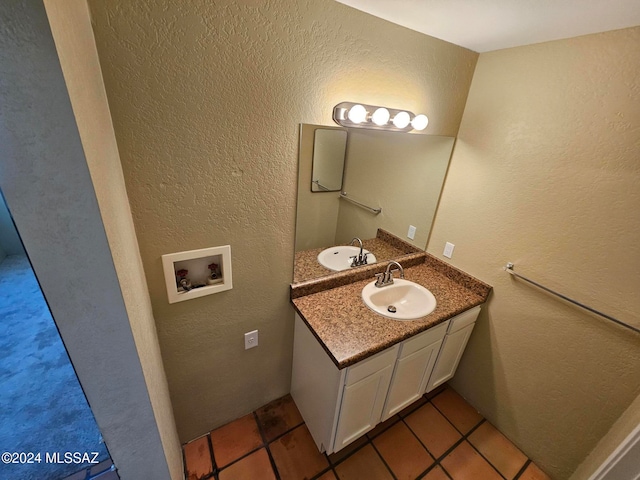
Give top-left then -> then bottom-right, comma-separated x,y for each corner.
162,245 -> 232,304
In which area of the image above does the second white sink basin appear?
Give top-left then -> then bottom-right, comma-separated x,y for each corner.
361,279 -> 437,320
317,246 -> 377,271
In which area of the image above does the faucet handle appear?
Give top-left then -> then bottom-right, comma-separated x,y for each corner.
350,252 -> 369,267
374,272 -> 385,287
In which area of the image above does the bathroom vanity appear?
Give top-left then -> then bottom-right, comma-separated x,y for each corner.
291,123 -> 490,454
290,255 -> 490,455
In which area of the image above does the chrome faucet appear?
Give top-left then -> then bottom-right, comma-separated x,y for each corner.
375,261 -> 404,287
349,237 -> 368,267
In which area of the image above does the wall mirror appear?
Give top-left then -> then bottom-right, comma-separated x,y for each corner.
311,128 -> 348,192
294,123 -> 455,284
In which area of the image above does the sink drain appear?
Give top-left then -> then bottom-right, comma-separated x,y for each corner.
387,305 -> 397,313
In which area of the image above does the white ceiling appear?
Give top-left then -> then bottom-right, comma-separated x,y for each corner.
335,0 -> 640,52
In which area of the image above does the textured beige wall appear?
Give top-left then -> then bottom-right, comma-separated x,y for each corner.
88,0 -> 478,441
428,27 -> 640,479
44,2 -> 182,478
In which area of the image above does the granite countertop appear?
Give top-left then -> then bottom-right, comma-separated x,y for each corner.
292,257 -> 491,369
293,229 -> 422,284
293,238 -> 407,283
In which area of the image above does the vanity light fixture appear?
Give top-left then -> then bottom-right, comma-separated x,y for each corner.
392,111 -> 411,129
371,107 -> 390,126
347,104 -> 367,123
333,102 -> 429,133
411,114 -> 429,131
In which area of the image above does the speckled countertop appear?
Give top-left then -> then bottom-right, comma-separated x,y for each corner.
293,238 -> 405,283
292,256 -> 491,369
293,229 -> 422,284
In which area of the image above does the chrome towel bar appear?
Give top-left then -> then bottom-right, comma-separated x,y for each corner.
312,180 -> 331,191
504,263 -> 639,335
339,192 -> 382,214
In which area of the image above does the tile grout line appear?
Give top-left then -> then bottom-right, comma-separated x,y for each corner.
416,461 -> 454,480
430,386 -> 533,479
401,411 -> 488,476
437,463 -> 456,480
464,439 -> 509,480
431,405 -> 523,480
310,465 -> 338,480
213,443 -> 264,473
513,459 -> 533,479
400,389 -> 476,458
429,393 -> 479,437
185,390 -> 445,478
425,384 -> 449,402
367,394 -> 438,480
446,407 -> 527,480
440,419 -> 505,472
369,438 -> 400,480
188,387 -> 536,480
413,390 -> 536,480
358,388 -> 448,479
309,468 -> 328,480
182,434 -> 216,480
266,420 -> 306,444
207,433 -> 216,477
212,415 -> 305,476
183,400 -> 308,478
255,410 -> 332,480
326,439 -> 370,469
253,411 -> 281,480
428,394 -> 513,480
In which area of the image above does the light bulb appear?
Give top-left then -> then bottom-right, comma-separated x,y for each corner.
347,104 -> 367,124
371,108 -> 390,126
411,114 -> 429,131
392,111 -> 411,129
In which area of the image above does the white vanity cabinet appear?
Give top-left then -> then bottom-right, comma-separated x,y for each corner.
381,321 -> 449,421
426,305 -> 481,392
332,345 -> 398,451
292,313 -> 452,454
290,313 -> 399,454
291,306 -> 482,454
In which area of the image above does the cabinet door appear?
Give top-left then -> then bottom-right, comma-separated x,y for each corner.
381,338 -> 443,420
426,323 -> 475,392
333,363 -> 394,451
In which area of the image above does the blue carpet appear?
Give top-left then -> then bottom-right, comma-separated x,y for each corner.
0,255 -> 109,480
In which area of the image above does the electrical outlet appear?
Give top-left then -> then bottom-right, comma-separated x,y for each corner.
244,330 -> 258,350
443,242 -> 455,258
407,225 -> 417,240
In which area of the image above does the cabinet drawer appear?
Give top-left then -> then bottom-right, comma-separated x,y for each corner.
447,306 -> 481,333
345,345 -> 399,386
399,321 -> 449,359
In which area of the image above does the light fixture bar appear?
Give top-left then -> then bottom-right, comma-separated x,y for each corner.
332,102 -> 428,133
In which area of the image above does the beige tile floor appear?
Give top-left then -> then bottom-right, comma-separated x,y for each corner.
183,385 -> 551,480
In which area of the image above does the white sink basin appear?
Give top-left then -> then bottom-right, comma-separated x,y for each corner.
361,279 -> 437,320
317,246 -> 377,271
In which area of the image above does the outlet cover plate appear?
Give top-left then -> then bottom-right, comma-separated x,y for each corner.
244,330 -> 258,350
443,242 -> 455,258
